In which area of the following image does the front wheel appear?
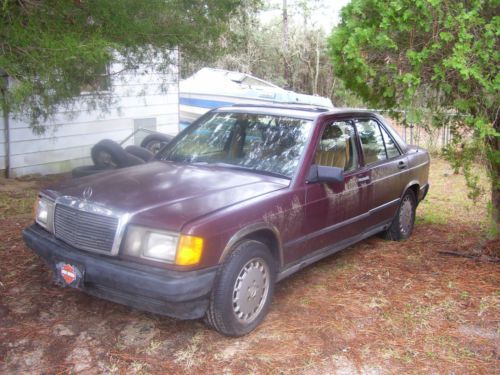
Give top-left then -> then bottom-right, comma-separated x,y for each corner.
205,240 -> 276,336
382,189 -> 416,241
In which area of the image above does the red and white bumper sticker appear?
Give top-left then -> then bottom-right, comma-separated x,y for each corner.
55,262 -> 83,286
61,264 -> 76,284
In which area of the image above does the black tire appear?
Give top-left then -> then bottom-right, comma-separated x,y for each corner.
125,152 -> 146,166
205,240 -> 276,337
71,165 -> 114,178
382,189 -> 416,241
124,145 -> 154,162
140,134 -> 173,154
91,139 -> 130,168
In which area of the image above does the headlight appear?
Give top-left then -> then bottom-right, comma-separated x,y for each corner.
35,197 -> 55,232
122,226 -> 204,265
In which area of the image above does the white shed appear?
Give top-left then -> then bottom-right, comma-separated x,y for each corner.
0,53 -> 179,177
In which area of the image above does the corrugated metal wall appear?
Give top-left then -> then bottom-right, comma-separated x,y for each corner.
1,52 -> 179,177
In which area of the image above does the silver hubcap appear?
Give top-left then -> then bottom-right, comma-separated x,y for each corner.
399,196 -> 413,235
232,258 -> 270,323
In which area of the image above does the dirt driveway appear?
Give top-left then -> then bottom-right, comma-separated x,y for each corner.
0,159 -> 498,374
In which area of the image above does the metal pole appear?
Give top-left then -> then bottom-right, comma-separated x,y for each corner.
176,47 -> 181,134
442,125 -> 446,147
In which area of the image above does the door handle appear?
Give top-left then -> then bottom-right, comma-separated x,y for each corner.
398,161 -> 408,169
357,176 -> 370,183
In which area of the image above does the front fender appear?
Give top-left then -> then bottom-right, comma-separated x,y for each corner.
218,222 -> 283,267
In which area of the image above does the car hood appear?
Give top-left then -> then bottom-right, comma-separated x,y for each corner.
45,161 -> 288,232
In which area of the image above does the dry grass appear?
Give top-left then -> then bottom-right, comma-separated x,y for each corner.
0,159 -> 498,375
417,158 -> 491,228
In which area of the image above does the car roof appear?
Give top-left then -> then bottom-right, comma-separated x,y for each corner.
215,103 -> 377,120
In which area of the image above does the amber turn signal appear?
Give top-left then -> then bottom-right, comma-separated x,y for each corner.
175,235 -> 204,266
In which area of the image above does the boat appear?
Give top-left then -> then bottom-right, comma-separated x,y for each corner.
179,68 -> 334,129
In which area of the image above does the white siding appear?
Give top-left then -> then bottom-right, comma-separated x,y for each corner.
6,51 -> 180,177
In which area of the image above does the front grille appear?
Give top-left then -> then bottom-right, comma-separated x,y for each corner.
54,204 -> 119,253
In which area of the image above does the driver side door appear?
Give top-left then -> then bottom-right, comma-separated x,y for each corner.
299,119 -> 371,257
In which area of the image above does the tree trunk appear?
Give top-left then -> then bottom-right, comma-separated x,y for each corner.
490,110 -> 499,231
313,35 -> 320,95
282,0 -> 290,89
1,72 -> 10,178
492,145 -> 499,230
493,179 -> 499,226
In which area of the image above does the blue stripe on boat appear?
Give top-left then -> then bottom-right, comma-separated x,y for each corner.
180,97 -> 235,109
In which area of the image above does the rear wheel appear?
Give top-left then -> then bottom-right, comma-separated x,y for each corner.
205,240 -> 276,336
382,189 -> 416,241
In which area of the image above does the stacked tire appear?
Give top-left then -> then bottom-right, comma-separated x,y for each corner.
71,134 -> 170,178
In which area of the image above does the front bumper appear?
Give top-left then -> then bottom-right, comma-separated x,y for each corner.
22,224 -> 217,320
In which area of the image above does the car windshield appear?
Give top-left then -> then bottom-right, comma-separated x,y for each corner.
157,112 -> 313,179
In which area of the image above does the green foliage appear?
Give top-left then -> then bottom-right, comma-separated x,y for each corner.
328,0 -> 500,224
0,0 -> 245,130
180,0 -> 263,78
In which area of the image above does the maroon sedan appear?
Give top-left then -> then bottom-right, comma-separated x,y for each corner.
23,105 -> 430,336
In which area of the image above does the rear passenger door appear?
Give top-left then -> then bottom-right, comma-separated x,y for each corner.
354,117 -> 408,226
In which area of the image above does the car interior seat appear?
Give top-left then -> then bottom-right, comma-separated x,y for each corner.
315,125 -> 350,169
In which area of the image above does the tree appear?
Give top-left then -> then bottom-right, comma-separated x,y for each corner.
328,0 -> 499,229
282,0 -> 290,88
180,0 -> 364,108
191,0 -> 354,107
180,0 -> 263,79
0,0 -> 245,131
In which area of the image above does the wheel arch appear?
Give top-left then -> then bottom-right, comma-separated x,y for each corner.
218,223 -> 283,269
402,181 -> 420,202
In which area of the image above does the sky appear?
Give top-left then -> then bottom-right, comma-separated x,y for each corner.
259,0 -> 352,32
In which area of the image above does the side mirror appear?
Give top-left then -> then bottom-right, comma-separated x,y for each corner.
307,164 -> 344,184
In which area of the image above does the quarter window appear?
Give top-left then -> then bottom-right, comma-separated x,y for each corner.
381,126 -> 401,159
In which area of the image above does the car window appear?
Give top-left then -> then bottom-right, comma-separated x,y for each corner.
315,121 -> 359,172
187,114 -> 237,154
354,119 -> 388,165
242,122 -> 264,153
380,125 -> 401,159
158,112 -> 313,179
